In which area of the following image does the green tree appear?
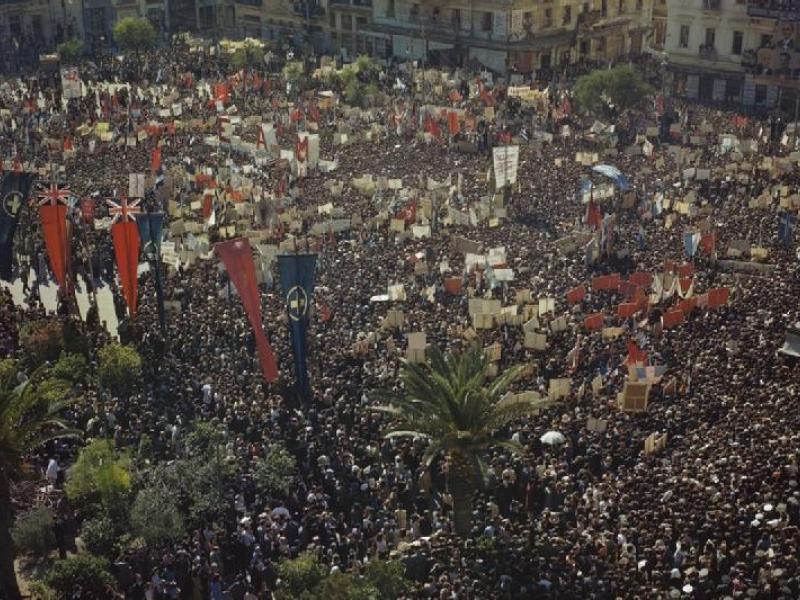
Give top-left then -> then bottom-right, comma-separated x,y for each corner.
230,40 -> 264,71
97,342 -> 142,395
56,39 -> 83,65
275,551 -> 327,600
362,560 -> 409,598
129,485 -> 184,546
19,321 -> 65,367
0,370 -> 79,599
376,345 -> 552,538
253,442 -> 296,496
11,506 -> 55,558
64,439 -> 132,520
80,515 -> 117,558
113,17 -> 156,56
50,353 -> 87,385
44,554 -> 115,599
574,65 -> 653,116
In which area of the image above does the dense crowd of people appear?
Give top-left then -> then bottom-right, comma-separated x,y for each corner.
1,38 -> 799,599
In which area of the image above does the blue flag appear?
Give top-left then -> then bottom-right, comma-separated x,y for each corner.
137,213 -> 166,331
779,212 -> 796,247
0,172 -> 34,281
278,253 -> 317,402
683,231 -> 701,258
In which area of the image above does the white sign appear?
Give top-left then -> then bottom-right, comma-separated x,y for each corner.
493,145 -> 519,190
60,68 -> 82,99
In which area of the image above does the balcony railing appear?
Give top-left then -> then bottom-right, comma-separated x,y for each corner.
747,1 -> 800,20
699,45 -> 718,60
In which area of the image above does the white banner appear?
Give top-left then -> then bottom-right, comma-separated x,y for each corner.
493,145 -> 519,190
60,67 -> 82,99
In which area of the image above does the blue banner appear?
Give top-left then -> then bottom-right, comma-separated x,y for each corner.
278,253 -> 317,402
591,164 -> 631,191
779,212 -> 796,247
137,213 -> 166,331
0,172 -> 34,281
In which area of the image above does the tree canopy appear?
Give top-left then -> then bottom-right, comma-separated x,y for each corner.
113,18 -> 156,55
573,65 -> 653,116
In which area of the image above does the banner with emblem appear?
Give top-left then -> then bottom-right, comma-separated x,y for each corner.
278,253 -> 317,402
0,172 -> 34,280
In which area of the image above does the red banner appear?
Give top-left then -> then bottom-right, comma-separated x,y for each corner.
626,341 -> 648,365
584,313 -> 604,331
444,277 -> 463,295
700,232 -> 716,255
111,221 -> 140,316
39,205 -> 70,288
677,297 -> 697,315
296,136 -> 309,163
662,309 -> 685,329
448,112 -> 460,135
629,271 -> 652,288
151,147 -> 161,174
708,287 -> 730,309
618,302 -> 639,319
80,199 -> 95,226
215,238 -> 279,382
565,285 -> 585,304
677,262 -> 695,278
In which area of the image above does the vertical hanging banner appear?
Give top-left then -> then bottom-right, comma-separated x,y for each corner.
60,67 -> 82,99
278,253 -> 317,402
493,145 -> 519,190
0,172 -> 34,281
138,212 -> 166,331
37,183 -> 72,288
107,197 -> 142,316
216,238 -> 279,382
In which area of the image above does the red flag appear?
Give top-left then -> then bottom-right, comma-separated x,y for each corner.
39,204 -> 70,288
618,302 -> 639,319
629,271 -> 652,287
203,194 -> 213,219
586,196 -> 602,230
449,90 -> 462,104
584,313 -> 604,331
290,108 -> 303,123
319,301 -> 332,323
309,103 -> 321,123
80,199 -> 95,226
424,116 -> 441,138
215,238 -> 279,382
662,309 -> 685,329
448,111 -> 460,135
708,287 -> 730,309
296,136 -> 309,163
566,285 -> 586,304
700,232 -> 716,255
213,83 -> 229,104
618,280 -> 637,299
626,341 -> 648,365
151,147 -> 161,174
561,95 -> 571,116
444,277 -> 463,295
63,137 -> 74,152
677,262 -> 694,278
678,297 -> 697,315
111,220 -> 140,316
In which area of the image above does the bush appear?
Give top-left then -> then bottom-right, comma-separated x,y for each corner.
97,342 -> 142,395
0,358 -> 17,382
20,320 -> 64,366
56,39 -> 83,65
44,554 -> 115,598
65,440 -> 132,518
129,486 -> 185,546
275,551 -> 327,600
27,581 -> 56,600
11,506 -> 55,558
253,442 -> 296,496
80,515 -> 117,558
363,560 -> 410,598
51,352 -> 87,384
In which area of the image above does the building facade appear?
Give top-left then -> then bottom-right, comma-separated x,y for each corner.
665,0 -> 800,110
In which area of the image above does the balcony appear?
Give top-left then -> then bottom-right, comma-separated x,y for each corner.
699,45 -> 718,60
747,0 -> 800,20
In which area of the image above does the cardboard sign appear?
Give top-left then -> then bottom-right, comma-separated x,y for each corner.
524,331 -> 548,350
548,378 -> 571,400
618,381 -> 651,412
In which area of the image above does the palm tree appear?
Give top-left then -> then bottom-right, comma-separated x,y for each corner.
0,366 -> 79,599
377,344 -> 553,538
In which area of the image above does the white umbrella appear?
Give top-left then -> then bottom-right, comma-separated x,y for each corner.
540,431 -> 566,446
270,506 -> 290,519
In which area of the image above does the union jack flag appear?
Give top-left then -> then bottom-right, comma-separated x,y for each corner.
107,195 -> 142,225
37,183 -> 71,207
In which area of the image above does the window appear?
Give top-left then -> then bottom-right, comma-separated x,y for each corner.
562,6 -> 571,25
386,0 -> 394,18
8,14 -> 21,35
409,3 -> 419,20
679,25 -> 690,48
452,9 -> 461,27
544,8 -> 552,27
432,7 -> 440,21
618,0 -> 625,14
601,0 -> 607,17
580,40 -> 588,54
583,3 -> 589,13
357,16 -> 367,27
482,11 -> 493,31
705,27 -> 715,48
637,0 -> 643,9
329,12 -> 336,27
760,33 -> 772,48
732,30 -> 743,55
540,53 -> 551,68
341,14 -> 352,29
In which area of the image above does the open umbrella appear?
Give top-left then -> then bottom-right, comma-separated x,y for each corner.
540,430 -> 567,446
592,164 -> 631,191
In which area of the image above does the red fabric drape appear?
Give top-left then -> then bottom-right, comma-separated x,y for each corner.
111,221 -> 140,316
215,238 -> 279,382
39,205 -> 69,288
